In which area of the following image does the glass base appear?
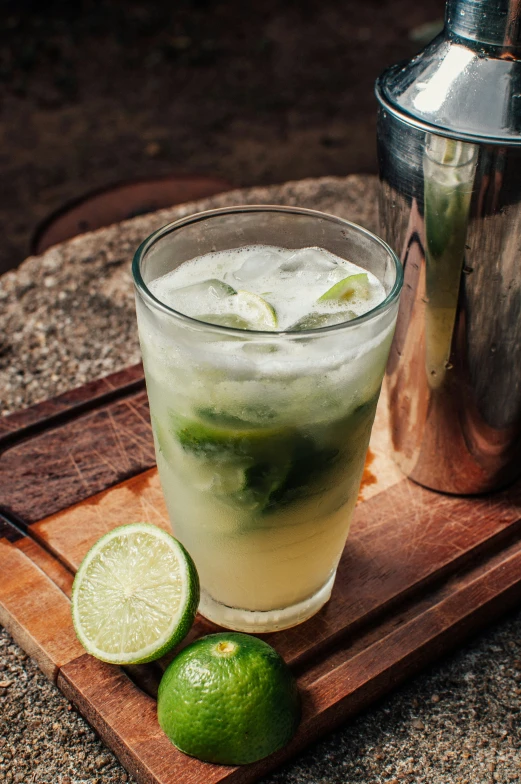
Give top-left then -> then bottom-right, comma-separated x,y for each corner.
198,572 -> 336,633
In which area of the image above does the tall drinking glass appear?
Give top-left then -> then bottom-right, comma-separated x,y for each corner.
133,206 -> 402,632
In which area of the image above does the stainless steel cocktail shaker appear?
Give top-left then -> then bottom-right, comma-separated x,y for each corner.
375,0 -> 521,494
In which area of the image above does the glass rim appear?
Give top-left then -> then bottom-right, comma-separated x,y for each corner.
132,204 -> 403,337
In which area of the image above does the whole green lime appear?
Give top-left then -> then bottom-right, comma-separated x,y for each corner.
157,632 -> 301,765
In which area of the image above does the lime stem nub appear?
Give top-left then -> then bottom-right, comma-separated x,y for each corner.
214,640 -> 238,656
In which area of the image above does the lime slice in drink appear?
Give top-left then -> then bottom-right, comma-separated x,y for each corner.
71,523 -> 199,665
196,313 -> 251,329
157,632 -> 301,764
172,413 -> 288,456
289,310 -> 356,330
318,272 -> 370,303
197,290 -> 276,330
171,412 -> 295,511
235,290 -> 278,329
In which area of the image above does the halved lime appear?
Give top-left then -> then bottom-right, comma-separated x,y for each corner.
235,290 -> 278,329
71,523 -> 199,665
157,632 -> 301,764
318,272 -> 370,302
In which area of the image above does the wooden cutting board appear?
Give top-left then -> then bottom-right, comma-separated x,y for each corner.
1,364 -> 521,784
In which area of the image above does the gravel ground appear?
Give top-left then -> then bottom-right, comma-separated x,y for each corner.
0,176 -> 373,412
0,0 -> 444,272
1,177 -> 520,783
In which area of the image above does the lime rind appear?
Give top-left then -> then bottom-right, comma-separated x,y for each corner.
71,522 -> 199,665
235,290 -> 278,329
169,412 -> 297,511
196,313 -> 250,329
289,309 -> 356,331
317,272 -> 370,303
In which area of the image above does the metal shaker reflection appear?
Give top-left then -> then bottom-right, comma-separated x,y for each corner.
381,124 -> 521,493
376,0 -> 521,493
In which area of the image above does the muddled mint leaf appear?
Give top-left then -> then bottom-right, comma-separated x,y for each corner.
167,392 -> 380,518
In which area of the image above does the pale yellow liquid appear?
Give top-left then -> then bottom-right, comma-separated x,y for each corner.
148,385 -> 376,611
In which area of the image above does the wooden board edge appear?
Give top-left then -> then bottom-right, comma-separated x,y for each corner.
307,540 -> 521,718
0,539 -> 83,681
0,363 -> 144,448
58,660 -> 164,784
14,537 -> 74,597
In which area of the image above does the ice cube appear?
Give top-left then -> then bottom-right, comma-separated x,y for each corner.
174,278 -> 236,300
279,247 -> 341,281
233,249 -> 283,282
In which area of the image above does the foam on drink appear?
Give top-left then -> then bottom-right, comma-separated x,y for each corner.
149,245 -> 385,331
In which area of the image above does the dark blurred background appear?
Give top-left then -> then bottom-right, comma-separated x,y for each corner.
0,0 -> 444,274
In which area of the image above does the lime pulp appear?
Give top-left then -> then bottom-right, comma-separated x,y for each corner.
71,522 -> 199,665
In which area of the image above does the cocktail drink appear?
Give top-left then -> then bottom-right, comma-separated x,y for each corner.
133,207 -> 402,632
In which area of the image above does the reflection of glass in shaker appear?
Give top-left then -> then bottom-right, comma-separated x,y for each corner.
423,135 -> 477,388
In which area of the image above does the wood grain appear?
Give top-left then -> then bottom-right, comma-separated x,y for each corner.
295,537 -> 521,737
31,459 -> 521,667
14,537 -> 74,598
0,388 -> 154,523
0,540 -> 83,680
32,469 -> 169,569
